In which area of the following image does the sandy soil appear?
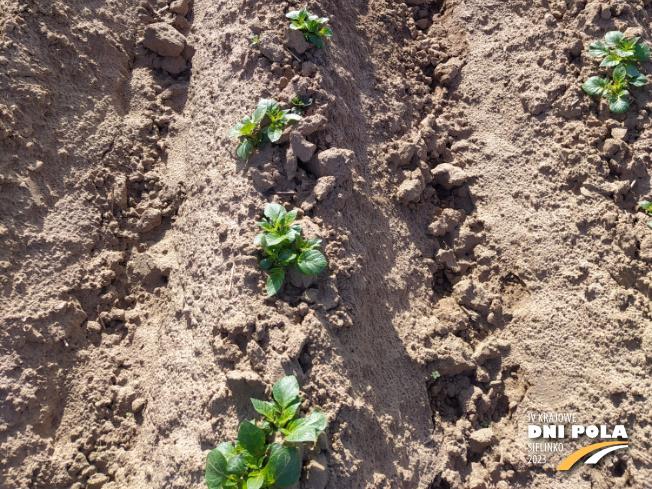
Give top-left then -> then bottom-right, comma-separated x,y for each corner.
1,0 -> 652,488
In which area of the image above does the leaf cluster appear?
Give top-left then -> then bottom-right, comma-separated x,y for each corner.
205,376 -> 327,489
254,204 -> 327,297
286,7 -> 332,49
228,99 -> 301,159
290,96 -> 313,115
583,31 -> 650,114
638,201 -> 652,229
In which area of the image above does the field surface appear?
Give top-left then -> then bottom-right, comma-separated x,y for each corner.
1,0 -> 652,488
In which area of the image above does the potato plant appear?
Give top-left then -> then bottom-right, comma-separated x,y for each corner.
286,7 -> 332,49
583,31 -> 649,114
205,376 -> 327,489
228,99 -> 301,159
291,95 -> 312,115
638,201 -> 652,228
254,203 -> 327,297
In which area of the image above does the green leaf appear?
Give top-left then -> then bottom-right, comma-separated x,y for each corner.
259,258 -> 274,270
266,125 -> 284,143
264,203 -> 287,224
216,442 -> 237,460
252,104 -> 267,124
278,397 -> 301,427
237,139 -> 253,159
246,472 -> 265,489
267,268 -> 285,297
615,48 -> 634,58
295,250 -> 327,276
582,76 -> 608,96
623,63 -> 641,77
285,410 -> 327,443
257,98 -> 276,115
264,233 -> 290,247
613,64 -> 627,82
284,113 -> 302,124
258,221 -> 274,232
639,201 -> 652,212
226,453 -> 247,477
228,123 -> 245,138
239,123 -> 257,136
251,398 -> 278,419
633,43 -> 651,61
609,96 -> 630,114
305,33 -> 324,49
283,209 -> 298,227
600,54 -> 621,68
286,9 -> 301,20
630,73 -> 648,87
320,26 -> 333,38
278,248 -> 297,264
648,221 -> 652,229
238,421 -> 266,457
588,41 -> 608,58
605,31 -> 625,48
263,444 -> 301,488
206,449 -> 229,489
273,376 -> 300,409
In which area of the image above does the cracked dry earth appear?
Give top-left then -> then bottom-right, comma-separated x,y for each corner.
2,0 -> 652,488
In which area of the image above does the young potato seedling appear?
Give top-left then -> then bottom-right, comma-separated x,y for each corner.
290,95 -> 313,115
249,34 -> 260,48
638,201 -> 652,229
205,376 -> 327,489
228,99 -> 301,159
286,7 -> 332,49
583,31 -> 650,114
254,203 -> 327,297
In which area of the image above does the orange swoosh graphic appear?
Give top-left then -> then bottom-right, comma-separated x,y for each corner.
556,441 -> 628,470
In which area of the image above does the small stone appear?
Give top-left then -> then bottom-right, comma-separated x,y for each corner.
302,61 -> 318,77
313,176 -> 336,201
86,321 -> 102,334
259,35 -> 287,63
306,148 -> 353,181
416,18 -> 429,29
136,209 -> 162,233
173,14 -> 190,30
468,428 -> 497,454
87,473 -> 110,489
434,57 -> 463,86
397,176 -> 424,204
169,0 -> 190,15
296,115 -> 328,137
286,28 -> 311,54
143,23 -> 186,57
544,13 -> 556,24
131,397 -> 147,413
290,133 -> 316,162
304,453 -> 328,489
611,127 -> 627,140
603,139 -> 621,156
640,234 -> 652,262
600,5 -> 611,19
431,163 -> 468,189
159,56 -> 187,74
278,76 -> 289,89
